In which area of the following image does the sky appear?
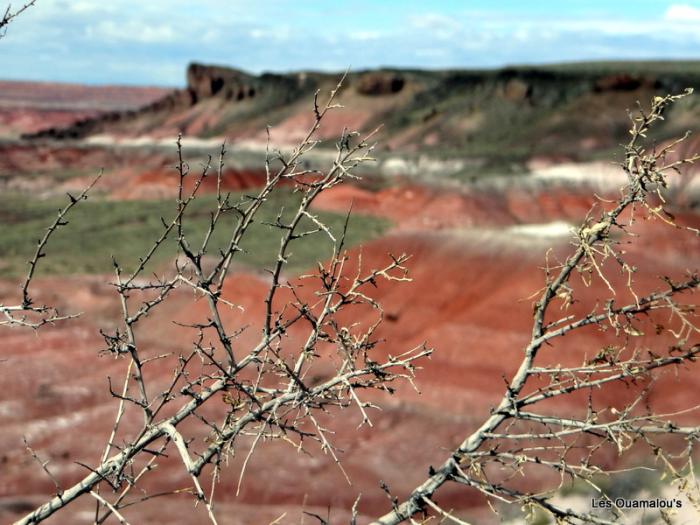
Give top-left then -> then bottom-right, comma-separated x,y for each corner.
3,1 -> 700,86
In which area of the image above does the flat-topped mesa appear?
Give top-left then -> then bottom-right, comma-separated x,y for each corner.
19,61 -> 700,157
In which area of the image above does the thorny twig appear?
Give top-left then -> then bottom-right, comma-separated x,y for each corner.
0,174 -> 101,328
371,91 -> 700,524
14,76 -> 432,525
0,1 -> 35,37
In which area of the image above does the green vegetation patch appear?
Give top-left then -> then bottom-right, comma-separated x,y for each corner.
0,190 -> 389,277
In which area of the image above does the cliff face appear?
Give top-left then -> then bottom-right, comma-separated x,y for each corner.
186,63 -> 258,102
22,62 -> 700,164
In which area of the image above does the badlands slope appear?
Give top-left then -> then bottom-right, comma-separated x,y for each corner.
2,173 -> 699,523
2,63 -> 700,523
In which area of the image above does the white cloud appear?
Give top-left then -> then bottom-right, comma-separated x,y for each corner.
409,13 -> 463,39
107,61 -> 183,85
349,31 -> 381,41
664,4 -> 700,22
87,20 -> 177,44
414,48 -> 449,58
6,0 -> 700,86
68,2 -> 114,14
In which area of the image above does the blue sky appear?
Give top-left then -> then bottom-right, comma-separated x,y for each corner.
3,1 -> 700,86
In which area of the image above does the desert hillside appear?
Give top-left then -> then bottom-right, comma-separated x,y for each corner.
0,80 -> 172,138
2,61 -> 700,524
19,61 -> 700,168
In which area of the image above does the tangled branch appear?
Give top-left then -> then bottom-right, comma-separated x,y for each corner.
372,90 -> 700,524
14,76 -> 431,525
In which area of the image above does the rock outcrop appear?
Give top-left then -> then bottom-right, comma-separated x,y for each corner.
355,72 -> 405,95
186,63 -> 258,103
593,73 -> 659,92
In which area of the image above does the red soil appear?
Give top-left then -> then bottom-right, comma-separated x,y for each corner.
0,109 -> 99,137
263,105 -> 375,145
2,208 -> 699,523
0,142 -> 171,179
313,182 -> 599,230
0,142 -> 272,200
0,80 -> 171,137
2,139 -> 699,521
111,168 -> 269,199
0,81 -> 170,110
